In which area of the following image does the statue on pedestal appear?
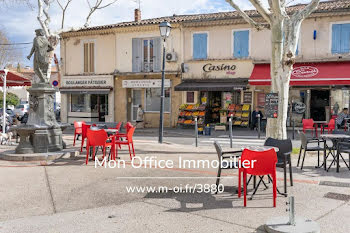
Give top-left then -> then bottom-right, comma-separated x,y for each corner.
27,29 -> 53,84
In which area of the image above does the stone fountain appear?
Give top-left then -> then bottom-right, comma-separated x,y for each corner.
1,29 -> 71,161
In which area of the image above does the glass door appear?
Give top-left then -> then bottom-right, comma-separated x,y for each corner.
131,90 -> 142,121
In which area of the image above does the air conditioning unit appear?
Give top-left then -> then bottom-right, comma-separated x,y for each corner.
166,52 -> 177,62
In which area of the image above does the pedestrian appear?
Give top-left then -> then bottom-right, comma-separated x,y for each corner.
336,108 -> 349,129
251,107 -> 263,130
136,104 -> 144,128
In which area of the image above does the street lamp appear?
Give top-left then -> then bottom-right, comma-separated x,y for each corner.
1,69 -> 8,134
158,21 -> 171,144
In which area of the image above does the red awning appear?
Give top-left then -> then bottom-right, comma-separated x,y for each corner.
249,61 -> 350,86
0,70 -> 31,87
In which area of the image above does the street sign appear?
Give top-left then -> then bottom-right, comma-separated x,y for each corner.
265,93 -> 279,118
52,80 -> 59,87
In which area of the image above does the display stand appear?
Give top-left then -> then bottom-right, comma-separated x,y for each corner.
177,104 -> 206,128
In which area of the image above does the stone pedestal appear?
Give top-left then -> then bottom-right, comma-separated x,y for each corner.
27,84 -> 59,127
14,84 -> 66,154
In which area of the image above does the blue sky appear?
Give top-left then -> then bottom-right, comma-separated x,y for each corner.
0,0 -> 324,67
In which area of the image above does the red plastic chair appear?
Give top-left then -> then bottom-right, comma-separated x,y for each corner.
109,122 -> 122,132
302,119 -> 316,137
115,126 -> 136,160
115,122 -> 133,138
73,121 -> 85,146
321,119 -> 335,134
80,123 -> 96,152
85,129 -> 115,165
238,148 -> 278,207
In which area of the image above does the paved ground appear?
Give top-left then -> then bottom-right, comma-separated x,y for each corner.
0,131 -> 349,233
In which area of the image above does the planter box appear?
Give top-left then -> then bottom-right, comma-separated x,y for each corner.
215,125 -> 226,131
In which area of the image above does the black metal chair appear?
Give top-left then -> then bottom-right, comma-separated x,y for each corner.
335,141 -> 350,171
213,141 -> 241,193
264,137 -> 293,194
297,131 -> 325,170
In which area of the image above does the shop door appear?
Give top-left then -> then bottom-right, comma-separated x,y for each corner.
98,94 -> 108,122
131,90 -> 142,121
310,90 -> 330,121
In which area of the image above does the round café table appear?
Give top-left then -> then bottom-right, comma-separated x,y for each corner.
242,145 -> 279,152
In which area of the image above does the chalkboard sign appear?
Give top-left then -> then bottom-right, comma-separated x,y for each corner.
265,93 -> 279,118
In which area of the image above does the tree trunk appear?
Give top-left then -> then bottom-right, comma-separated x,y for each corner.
266,20 -> 292,140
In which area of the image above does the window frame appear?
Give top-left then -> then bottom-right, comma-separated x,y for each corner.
144,87 -> 171,113
142,38 -> 155,72
81,39 -> 96,74
191,31 -> 209,60
232,28 -> 251,59
329,21 -> 350,54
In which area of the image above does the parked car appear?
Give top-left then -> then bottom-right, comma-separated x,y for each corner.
7,105 -> 15,110
13,104 -> 29,116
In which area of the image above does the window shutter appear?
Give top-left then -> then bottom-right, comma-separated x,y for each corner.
84,43 -> 88,73
332,24 -> 341,54
132,38 -> 142,72
193,33 -> 207,59
89,43 -> 95,73
234,30 -> 249,58
341,24 -> 350,53
153,37 -> 162,72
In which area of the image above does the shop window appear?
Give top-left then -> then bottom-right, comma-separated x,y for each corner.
233,30 -> 249,58
145,88 -> 171,112
83,42 -> 95,73
186,91 -> 195,103
71,94 -> 87,112
332,23 -> 350,54
193,33 -> 208,60
70,94 -> 108,115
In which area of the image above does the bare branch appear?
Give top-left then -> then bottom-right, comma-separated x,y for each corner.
37,0 -> 50,37
270,0 -> 287,17
56,0 -> 73,29
292,0 -> 320,22
84,0 -> 118,27
225,0 -> 269,31
249,0 -> 271,24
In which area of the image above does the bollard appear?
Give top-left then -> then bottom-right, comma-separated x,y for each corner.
292,119 -> 295,140
257,114 -> 261,139
195,117 -> 198,147
286,196 -> 296,226
229,117 -> 233,148
335,118 -> 338,130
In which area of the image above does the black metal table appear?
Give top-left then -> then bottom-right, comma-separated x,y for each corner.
320,134 -> 350,172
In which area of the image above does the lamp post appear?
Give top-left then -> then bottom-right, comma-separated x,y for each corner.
2,69 -> 8,134
158,21 -> 171,144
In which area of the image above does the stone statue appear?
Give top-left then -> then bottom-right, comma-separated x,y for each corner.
27,29 -> 53,84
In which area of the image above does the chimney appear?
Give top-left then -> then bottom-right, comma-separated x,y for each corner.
134,9 -> 141,22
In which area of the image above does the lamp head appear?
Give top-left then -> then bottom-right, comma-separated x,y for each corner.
159,21 -> 171,39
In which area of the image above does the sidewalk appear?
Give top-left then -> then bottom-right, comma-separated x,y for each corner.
0,134 -> 349,232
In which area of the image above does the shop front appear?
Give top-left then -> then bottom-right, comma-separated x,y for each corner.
114,74 -> 182,128
175,79 -> 251,128
174,60 -> 254,129
249,61 -> 350,126
60,75 -> 114,123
